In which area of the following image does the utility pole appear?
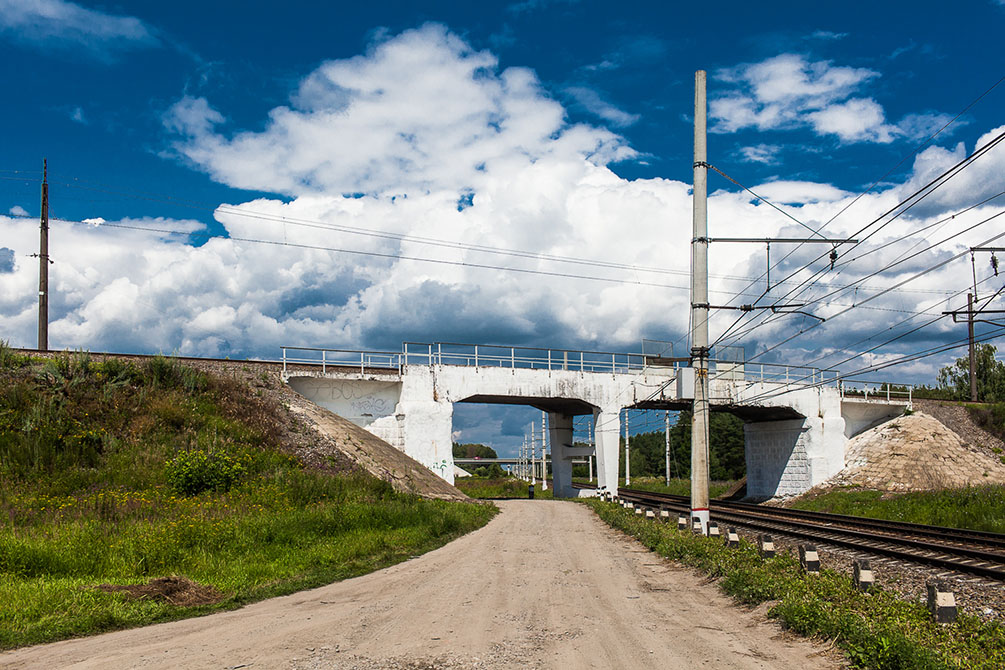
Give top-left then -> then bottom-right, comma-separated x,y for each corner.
942,291 -> 1005,402
540,411 -> 547,490
38,159 -> 49,351
624,410 -> 630,487
530,422 -> 537,487
588,418 -> 594,483
665,410 -> 671,487
520,437 -> 526,479
691,70 -> 711,535
968,293 -> 977,402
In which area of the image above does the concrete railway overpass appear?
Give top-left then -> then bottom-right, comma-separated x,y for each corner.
282,342 -> 911,499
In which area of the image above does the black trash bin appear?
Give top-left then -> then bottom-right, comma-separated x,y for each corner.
528,484 -> 535,499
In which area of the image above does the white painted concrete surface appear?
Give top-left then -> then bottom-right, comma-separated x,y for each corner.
284,362 -> 909,499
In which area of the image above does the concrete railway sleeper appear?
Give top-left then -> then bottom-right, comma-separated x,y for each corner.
612,487 -> 1005,551
614,488 -> 1005,582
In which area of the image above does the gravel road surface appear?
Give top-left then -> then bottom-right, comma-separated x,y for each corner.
1,500 -> 840,669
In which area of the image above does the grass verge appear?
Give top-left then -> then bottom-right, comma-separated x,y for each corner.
585,499 -> 1005,670
789,485 -> 1005,534
0,347 -> 496,649
606,476 -> 738,499
454,476 -> 553,499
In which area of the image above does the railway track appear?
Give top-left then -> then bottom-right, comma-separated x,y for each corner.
609,487 -> 1005,581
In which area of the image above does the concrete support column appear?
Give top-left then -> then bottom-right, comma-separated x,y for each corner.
399,399 -> 455,485
744,419 -> 807,499
548,412 -> 575,497
593,408 -> 621,495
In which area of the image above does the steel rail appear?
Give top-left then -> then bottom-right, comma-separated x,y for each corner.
618,488 -> 1005,549
614,488 -> 1005,581
615,488 -> 1005,550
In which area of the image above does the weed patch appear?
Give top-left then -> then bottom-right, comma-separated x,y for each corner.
616,477 -> 737,499
454,477 -> 553,499
586,499 -> 1005,670
789,485 -> 1005,534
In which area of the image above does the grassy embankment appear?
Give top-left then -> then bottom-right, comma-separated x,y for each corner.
457,476 -> 738,500
453,476 -> 554,499
789,485 -> 1005,534
967,402 -> 1005,462
614,476 -> 738,499
0,346 -> 495,649
587,499 -> 1005,670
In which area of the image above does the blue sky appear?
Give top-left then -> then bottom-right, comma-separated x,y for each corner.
1,1 -> 1004,453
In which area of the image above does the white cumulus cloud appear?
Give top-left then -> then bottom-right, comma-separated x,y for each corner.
164,24 -> 634,197
711,53 -> 951,145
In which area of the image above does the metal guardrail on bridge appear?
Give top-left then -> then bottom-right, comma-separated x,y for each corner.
279,343 -> 912,402
402,342 -> 649,374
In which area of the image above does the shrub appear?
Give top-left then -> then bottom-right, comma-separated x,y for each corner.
0,340 -> 28,370
165,449 -> 246,495
145,356 -> 207,394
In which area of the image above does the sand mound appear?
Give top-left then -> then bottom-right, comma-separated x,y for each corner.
828,412 -> 1005,491
95,576 -> 223,606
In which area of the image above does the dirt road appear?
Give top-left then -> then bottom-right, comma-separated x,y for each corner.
1,501 -> 840,669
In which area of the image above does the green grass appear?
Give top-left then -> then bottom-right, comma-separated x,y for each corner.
454,476 -> 554,499
612,476 -> 738,499
788,485 -> 1005,534
0,346 -> 496,649
586,499 -> 1005,670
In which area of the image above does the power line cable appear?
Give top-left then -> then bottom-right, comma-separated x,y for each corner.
713,74 -> 1005,311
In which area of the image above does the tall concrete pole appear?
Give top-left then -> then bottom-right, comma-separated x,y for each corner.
665,410 -> 671,487
690,70 -> 711,535
968,293 -> 978,402
38,159 -> 49,351
589,454 -> 594,483
521,437 -> 526,479
530,422 -> 537,486
540,411 -> 548,490
624,410 -> 630,487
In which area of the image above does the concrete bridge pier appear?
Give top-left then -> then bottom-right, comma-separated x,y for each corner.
593,408 -> 621,496
548,413 -> 576,497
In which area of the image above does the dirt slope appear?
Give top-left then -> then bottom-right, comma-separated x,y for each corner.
914,399 -> 1005,460
0,500 -> 839,670
285,394 -> 468,502
828,412 -> 1005,491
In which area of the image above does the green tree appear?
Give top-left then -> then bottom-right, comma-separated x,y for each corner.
470,463 -> 506,478
666,411 -> 746,480
617,412 -> 746,481
936,343 -> 1005,402
452,442 -> 498,459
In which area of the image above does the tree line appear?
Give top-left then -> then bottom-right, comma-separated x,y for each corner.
573,411 -> 746,481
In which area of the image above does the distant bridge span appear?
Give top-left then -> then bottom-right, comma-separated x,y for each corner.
281,342 -> 911,499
